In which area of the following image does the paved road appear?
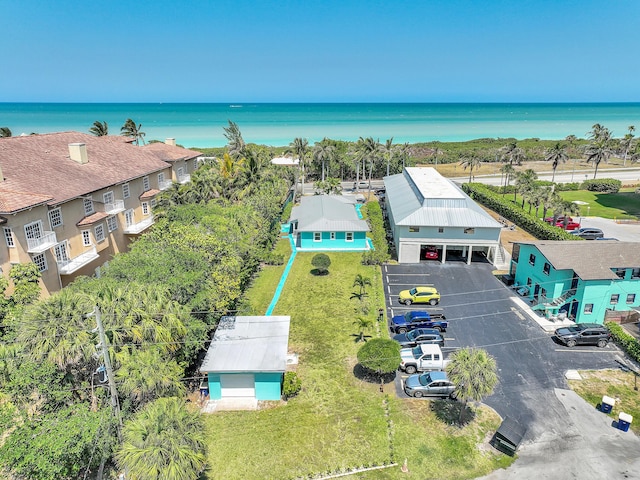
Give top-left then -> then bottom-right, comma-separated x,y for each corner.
382,261 -> 640,479
452,167 -> 640,187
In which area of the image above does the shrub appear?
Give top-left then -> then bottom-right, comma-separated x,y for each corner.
357,338 -> 401,375
282,371 -> 302,399
462,183 -> 581,241
262,252 -> 285,265
280,201 -> 293,223
311,253 -> 331,275
555,182 -> 582,191
581,178 -> 622,193
606,322 -> 640,362
362,201 -> 390,265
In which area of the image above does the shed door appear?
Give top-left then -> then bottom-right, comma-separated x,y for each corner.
220,374 -> 256,398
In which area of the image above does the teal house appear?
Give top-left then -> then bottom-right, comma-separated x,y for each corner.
290,195 -> 370,251
200,316 -> 291,402
511,241 -> 640,324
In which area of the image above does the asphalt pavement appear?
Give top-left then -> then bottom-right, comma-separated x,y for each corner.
382,261 -> 640,479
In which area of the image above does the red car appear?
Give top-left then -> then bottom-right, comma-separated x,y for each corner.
544,215 -> 573,225
555,220 -> 580,231
424,246 -> 439,260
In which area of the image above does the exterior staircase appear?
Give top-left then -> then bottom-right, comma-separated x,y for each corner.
531,288 -> 576,311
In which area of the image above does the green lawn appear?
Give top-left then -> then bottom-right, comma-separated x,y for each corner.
558,188 -> 640,220
203,252 -> 512,479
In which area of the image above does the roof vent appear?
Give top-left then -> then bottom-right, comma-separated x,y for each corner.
68,143 -> 88,164
165,138 -> 176,146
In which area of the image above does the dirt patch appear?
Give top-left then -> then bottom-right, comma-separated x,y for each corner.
479,206 -> 538,254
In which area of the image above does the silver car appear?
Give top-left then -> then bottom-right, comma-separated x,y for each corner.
403,370 -> 456,398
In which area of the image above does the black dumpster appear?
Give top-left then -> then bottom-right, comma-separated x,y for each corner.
491,416 -> 526,456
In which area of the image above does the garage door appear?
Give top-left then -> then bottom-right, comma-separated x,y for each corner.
220,374 -> 256,398
399,243 -> 420,263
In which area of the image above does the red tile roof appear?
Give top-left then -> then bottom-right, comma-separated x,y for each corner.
76,211 -> 109,226
143,142 -> 202,162
0,132 -> 179,214
140,189 -> 160,200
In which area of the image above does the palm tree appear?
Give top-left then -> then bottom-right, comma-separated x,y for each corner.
382,137 -> 394,176
621,125 -> 636,166
352,274 -> 372,298
460,156 -> 481,183
351,317 -> 373,343
500,163 -> 515,195
223,120 -> 246,159
115,397 -> 206,480
0,127 -> 12,138
355,137 -> 380,190
120,118 -> 146,145
313,139 -> 336,182
545,142 -> 568,182
446,348 -> 498,423
588,123 -> 609,141
585,137 -> 613,179
89,120 -> 109,136
399,142 -> 410,170
290,138 -> 309,199
514,169 -> 537,206
500,142 -> 525,166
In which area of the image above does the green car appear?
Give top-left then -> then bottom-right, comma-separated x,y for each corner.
398,286 -> 440,306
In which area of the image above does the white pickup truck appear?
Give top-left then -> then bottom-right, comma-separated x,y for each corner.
399,344 -> 450,374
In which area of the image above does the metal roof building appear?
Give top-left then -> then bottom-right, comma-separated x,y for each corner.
383,167 -> 504,264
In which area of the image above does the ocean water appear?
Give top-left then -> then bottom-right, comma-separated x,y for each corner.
1,103 -> 639,149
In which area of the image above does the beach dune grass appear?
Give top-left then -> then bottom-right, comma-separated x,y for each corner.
203,252 -> 511,479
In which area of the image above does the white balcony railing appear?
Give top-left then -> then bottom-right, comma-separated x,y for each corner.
124,215 -> 155,234
159,180 -> 173,191
105,200 -> 125,215
27,231 -> 57,253
57,246 -> 100,275
178,174 -> 191,184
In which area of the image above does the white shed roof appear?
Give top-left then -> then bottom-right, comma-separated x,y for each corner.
384,167 -> 502,228
200,316 -> 290,373
290,195 -> 369,232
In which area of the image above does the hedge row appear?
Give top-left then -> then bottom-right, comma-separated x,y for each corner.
606,322 -> 640,364
582,178 -> 622,193
462,183 -> 581,241
362,201 -> 391,265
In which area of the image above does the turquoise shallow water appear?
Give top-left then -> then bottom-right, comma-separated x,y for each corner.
1,103 -> 639,148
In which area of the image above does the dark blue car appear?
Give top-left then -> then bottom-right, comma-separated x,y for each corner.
390,310 -> 448,334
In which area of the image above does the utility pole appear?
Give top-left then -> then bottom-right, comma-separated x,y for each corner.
89,306 -> 123,441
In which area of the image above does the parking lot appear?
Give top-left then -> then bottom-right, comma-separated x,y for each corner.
382,261 -> 621,435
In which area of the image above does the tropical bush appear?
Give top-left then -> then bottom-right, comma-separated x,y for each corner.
581,178 -> 622,193
282,371 -> 302,399
361,201 -> 391,265
606,322 -> 640,362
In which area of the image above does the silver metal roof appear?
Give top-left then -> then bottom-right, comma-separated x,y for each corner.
384,167 -> 503,228
199,316 -> 290,373
518,241 -> 640,280
290,195 -> 369,232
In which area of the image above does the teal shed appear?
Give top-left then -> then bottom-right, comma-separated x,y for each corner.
200,316 -> 291,402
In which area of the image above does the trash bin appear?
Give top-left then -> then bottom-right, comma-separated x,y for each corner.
618,412 -> 633,432
601,395 -> 615,414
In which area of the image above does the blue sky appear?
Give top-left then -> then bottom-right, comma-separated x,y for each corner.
2,0 -> 639,102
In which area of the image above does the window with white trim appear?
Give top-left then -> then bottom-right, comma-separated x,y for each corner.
83,197 -> 94,216
628,294 -> 637,304
122,183 -> 130,199
177,167 -> 184,179
94,224 -> 105,243
82,230 -> 92,246
158,172 -> 165,185
103,191 -> 114,205
54,241 -> 70,262
142,202 -> 150,216
464,228 -> 475,234
125,209 -> 134,227
584,303 -> 593,314
346,232 -> 354,242
313,232 -> 321,242
330,232 -> 336,240
3,227 -> 14,248
610,294 -> 619,304
48,208 -> 63,229
107,216 -> 118,232
150,198 -> 157,208
24,220 -> 43,241
142,176 -> 150,191
32,253 -> 47,272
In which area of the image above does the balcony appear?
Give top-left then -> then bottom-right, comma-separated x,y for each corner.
124,215 -> 155,234
105,200 -> 125,215
159,180 -> 173,191
27,231 -> 57,253
57,246 -> 100,275
178,174 -> 191,184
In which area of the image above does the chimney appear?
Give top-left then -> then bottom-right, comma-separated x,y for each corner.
68,143 -> 88,164
165,138 -> 176,146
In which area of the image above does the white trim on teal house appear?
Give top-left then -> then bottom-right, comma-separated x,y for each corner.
383,167 -> 504,264
200,316 -> 290,401
290,195 -> 370,251
511,241 -> 640,324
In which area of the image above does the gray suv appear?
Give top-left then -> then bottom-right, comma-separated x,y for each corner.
571,228 -> 604,240
554,323 -> 611,348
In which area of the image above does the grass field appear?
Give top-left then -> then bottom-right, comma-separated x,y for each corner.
202,250 -> 513,479
559,188 -> 640,220
569,369 -> 640,435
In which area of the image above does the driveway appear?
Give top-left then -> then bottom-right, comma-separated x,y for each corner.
578,216 -> 640,242
382,262 -> 640,477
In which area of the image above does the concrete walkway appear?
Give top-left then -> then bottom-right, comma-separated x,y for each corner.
478,388 -> 640,480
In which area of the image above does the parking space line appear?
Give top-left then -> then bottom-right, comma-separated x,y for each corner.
554,349 -> 614,353
385,273 -> 431,276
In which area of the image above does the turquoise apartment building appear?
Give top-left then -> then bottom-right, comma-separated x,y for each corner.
511,241 -> 640,324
